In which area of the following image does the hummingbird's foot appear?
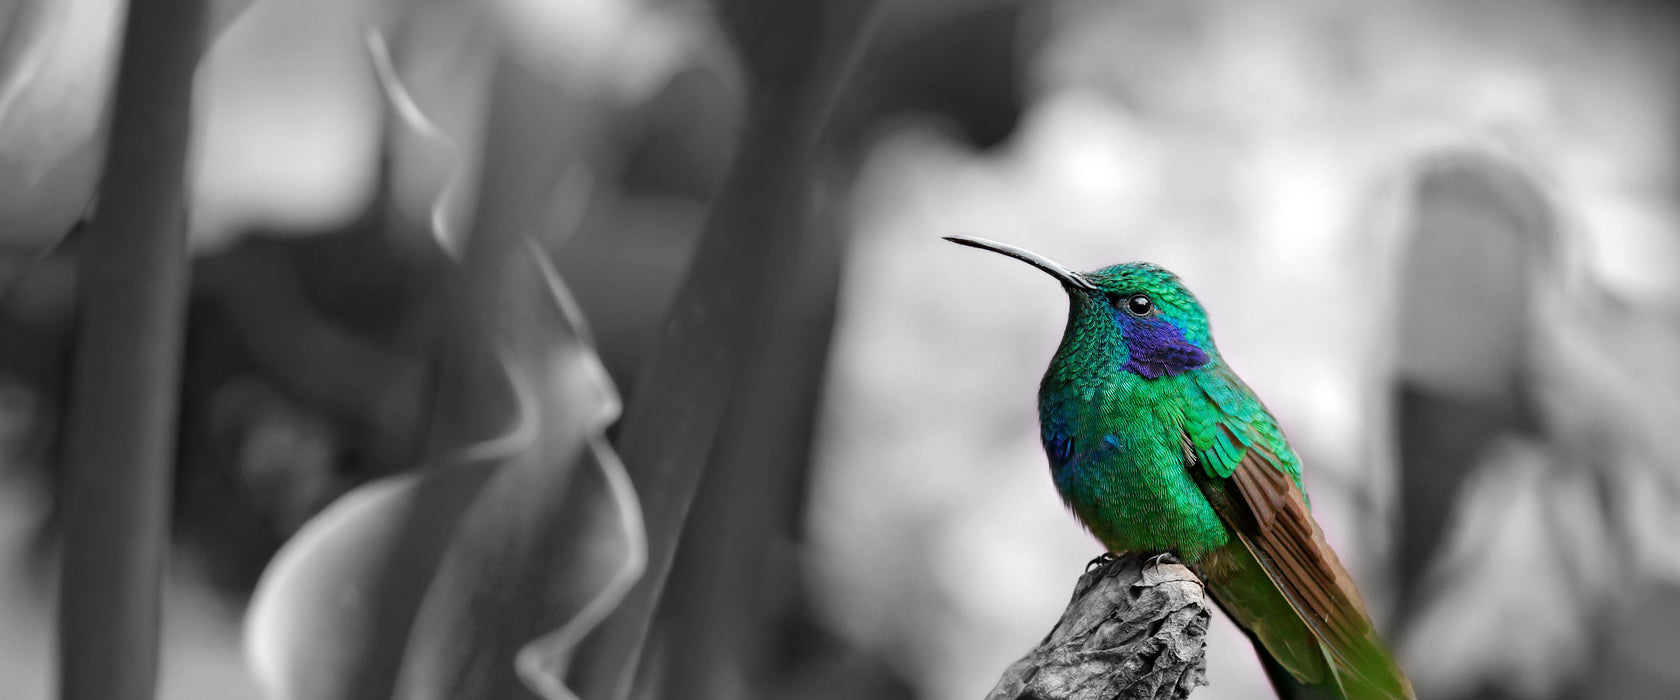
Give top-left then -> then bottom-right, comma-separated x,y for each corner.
1085,552 -> 1119,572
1146,552 -> 1181,569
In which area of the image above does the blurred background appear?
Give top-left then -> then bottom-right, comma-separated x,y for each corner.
3,0 -> 1680,699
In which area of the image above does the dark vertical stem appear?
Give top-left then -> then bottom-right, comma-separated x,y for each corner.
571,4 -> 880,698
661,217 -> 843,699
572,84 -> 807,700
55,0 -> 208,698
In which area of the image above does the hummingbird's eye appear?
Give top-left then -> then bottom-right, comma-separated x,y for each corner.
1123,293 -> 1153,317
1128,292 -> 1155,315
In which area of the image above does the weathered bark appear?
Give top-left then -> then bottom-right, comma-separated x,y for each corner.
987,555 -> 1210,700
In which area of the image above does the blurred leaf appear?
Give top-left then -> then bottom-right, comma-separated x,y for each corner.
395,242 -> 641,700
244,473 -> 415,700
1391,152 -> 1550,620
365,28 -> 464,253
247,34 -> 643,700
1398,441 -> 1610,699
649,7 -> 1033,698
373,0 -> 726,256
0,0 -> 125,251
244,241 -> 643,700
0,0 -> 254,253
373,0 -> 494,253
658,218 -> 843,700
334,44 -> 588,700
570,3 -> 884,698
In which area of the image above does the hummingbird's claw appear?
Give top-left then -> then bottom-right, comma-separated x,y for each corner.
1146,552 -> 1181,569
1085,552 -> 1119,572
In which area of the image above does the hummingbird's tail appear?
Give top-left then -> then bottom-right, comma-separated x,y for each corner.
1202,541 -> 1414,700
1230,617 -> 1335,700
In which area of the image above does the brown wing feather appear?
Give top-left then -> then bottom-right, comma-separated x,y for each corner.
1221,422 -> 1289,531
1230,446 -> 1370,642
1208,442 -> 1414,698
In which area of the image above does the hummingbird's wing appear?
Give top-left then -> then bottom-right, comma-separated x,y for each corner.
1184,367 -> 1415,700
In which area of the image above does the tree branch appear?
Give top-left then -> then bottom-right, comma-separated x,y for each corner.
987,554 -> 1210,700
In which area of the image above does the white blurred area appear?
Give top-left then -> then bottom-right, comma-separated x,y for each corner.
188,0 -> 384,246
810,1 -> 1680,699
187,0 -> 704,251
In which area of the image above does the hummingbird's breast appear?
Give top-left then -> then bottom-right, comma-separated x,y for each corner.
1038,371 -> 1231,561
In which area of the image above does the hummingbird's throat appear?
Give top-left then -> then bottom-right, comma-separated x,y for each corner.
1117,313 -> 1209,379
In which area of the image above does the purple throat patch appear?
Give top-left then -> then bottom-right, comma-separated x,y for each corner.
1119,315 -> 1209,378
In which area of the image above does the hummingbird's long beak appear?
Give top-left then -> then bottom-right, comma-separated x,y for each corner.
943,236 -> 1097,291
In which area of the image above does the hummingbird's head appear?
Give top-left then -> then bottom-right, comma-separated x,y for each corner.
945,235 -> 1215,379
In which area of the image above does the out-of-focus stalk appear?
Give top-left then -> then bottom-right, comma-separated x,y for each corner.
571,3 -> 882,698
661,221 -> 843,699
55,0 -> 208,698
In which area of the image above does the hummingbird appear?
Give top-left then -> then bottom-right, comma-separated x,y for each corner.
947,236 -> 1414,700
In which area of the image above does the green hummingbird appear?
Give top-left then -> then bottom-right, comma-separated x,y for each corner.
947,236 -> 1414,700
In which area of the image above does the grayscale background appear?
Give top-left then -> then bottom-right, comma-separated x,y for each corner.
2,0 -> 1677,699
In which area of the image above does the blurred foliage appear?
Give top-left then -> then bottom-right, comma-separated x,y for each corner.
2,0 -> 1029,698
244,230 -> 641,700
0,0 -> 249,254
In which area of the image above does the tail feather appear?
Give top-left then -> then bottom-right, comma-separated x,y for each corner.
1227,613 -> 1339,700
1203,542 -> 1414,700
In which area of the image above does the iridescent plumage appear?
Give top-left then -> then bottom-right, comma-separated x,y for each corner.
949,236 -> 1414,700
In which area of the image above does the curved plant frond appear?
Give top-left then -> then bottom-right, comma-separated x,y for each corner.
244,34 -> 644,700
394,241 -> 642,700
243,239 -> 645,700
364,27 -> 467,253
